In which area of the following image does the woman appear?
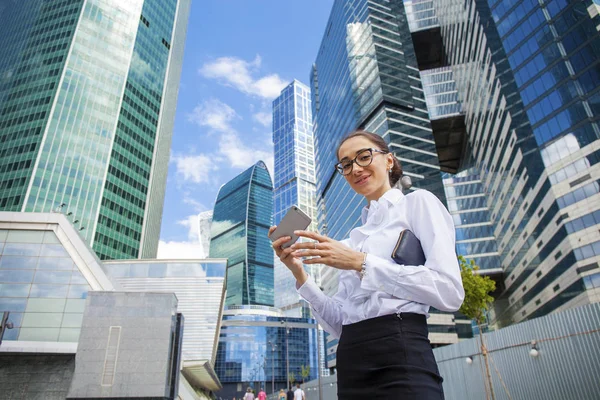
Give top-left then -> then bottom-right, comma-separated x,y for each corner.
269,130 -> 464,399
243,387 -> 254,400
278,388 -> 287,400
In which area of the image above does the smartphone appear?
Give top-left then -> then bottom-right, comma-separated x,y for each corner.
270,206 -> 312,249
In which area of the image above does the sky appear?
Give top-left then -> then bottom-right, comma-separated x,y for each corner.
157,0 -> 334,259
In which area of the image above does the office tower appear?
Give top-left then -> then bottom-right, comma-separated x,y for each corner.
272,80 -> 319,314
413,0 -> 600,326
102,258 -> 227,363
198,210 -> 213,258
209,161 -> 274,307
214,306 -> 319,399
310,0 -> 458,368
272,80 -> 330,378
0,0 -> 191,260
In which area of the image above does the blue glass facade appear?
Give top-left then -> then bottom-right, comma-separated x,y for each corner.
430,0 -> 600,327
214,308 -> 319,398
0,0 -> 191,261
311,0 -> 446,255
209,161 -> 274,307
272,80 -> 320,313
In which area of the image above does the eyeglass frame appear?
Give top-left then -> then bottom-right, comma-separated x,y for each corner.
335,148 -> 389,175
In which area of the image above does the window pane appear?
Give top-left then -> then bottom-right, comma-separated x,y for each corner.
43,232 -> 61,244
61,313 -> 83,328
37,257 -> 74,270
34,270 -> 72,284
0,270 -> 35,283
40,244 -> 69,258
25,298 -> 66,313
67,285 -> 90,299
0,284 -> 31,297
29,284 -> 69,298
18,327 -> 60,341
6,230 -> 45,244
0,298 -> 27,312
59,328 -> 80,342
2,243 -> 41,256
65,299 -> 86,313
70,271 -> 88,285
0,256 -> 38,269
21,312 -> 63,328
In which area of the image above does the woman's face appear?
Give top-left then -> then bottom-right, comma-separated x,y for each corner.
337,136 -> 393,202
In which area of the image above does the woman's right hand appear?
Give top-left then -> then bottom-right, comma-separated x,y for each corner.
269,226 -> 308,285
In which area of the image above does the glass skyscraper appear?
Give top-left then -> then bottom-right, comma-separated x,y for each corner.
209,161 -> 274,307
417,0 -> 600,327
0,0 -> 191,260
272,80 -> 320,314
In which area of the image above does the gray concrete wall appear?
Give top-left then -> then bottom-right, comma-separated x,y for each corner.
67,291 -> 179,399
0,354 -> 75,400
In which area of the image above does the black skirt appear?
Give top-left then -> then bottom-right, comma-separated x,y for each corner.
336,313 -> 445,400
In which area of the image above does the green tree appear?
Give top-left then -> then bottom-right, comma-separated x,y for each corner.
458,256 -> 497,400
288,371 -> 296,389
300,365 -> 310,384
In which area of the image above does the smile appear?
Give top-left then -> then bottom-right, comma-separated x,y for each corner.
355,175 -> 370,185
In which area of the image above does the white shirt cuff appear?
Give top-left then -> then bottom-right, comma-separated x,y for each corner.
296,275 -> 326,306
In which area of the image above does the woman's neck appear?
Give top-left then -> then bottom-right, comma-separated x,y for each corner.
365,186 -> 392,205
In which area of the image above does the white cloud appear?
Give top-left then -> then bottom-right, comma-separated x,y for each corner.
171,153 -> 218,184
187,98 -> 238,131
156,214 -> 206,259
218,131 -> 274,174
182,195 -> 208,213
253,112 -> 272,128
199,55 -> 288,99
157,240 -> 204,259
178,214 -> 200,241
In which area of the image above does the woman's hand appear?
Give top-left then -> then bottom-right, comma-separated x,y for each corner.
269,226 -> 308,285
291,230 -> 364,272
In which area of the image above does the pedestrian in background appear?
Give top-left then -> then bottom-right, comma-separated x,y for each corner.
286,387 -> 294,400
257,388 -> 267,400
271,130 -> 464,399
293,383 -> 305,400
243,387 -> 255,400
278,388 -> 287,400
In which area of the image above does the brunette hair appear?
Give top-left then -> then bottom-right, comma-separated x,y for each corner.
336,130 -> 403,186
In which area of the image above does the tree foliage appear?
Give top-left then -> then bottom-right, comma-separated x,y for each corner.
300,365 -> 310,383
288,372 -> 296,386
458,255 -> 496,324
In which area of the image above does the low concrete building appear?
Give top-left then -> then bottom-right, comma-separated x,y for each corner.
0,212 -> 224,399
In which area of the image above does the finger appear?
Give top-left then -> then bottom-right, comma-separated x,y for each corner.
303,256 -> 325,265
268,226 -> 277,236
292,250 -> 326,258
290,241 -> 319,250
280,247 -> 296,262
272,236 -> 291,248
294,230 -> 330,242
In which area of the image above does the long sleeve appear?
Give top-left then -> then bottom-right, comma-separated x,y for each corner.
296,272 -> 351,339
360,190 -> 465,312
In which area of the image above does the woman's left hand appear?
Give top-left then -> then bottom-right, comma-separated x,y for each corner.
291,230 -> 364,272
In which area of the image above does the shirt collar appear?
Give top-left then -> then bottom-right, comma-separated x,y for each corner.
360,188 -> 405,224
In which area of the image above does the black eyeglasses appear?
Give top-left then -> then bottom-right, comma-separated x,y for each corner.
335,148 -> 388,175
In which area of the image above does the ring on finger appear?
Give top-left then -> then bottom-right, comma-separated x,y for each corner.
314,241 -> 318,250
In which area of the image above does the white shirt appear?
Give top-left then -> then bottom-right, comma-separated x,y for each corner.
297,188 -> 465,339
294,388 -> 305,400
